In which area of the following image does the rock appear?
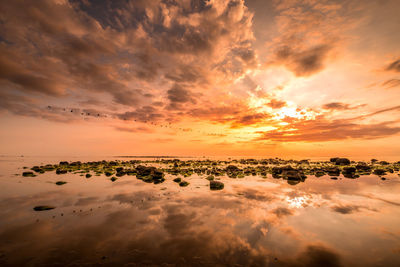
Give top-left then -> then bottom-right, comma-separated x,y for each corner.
55,181 -> 67,185
315,171 -> 325,177
59,161 -> 69,165
226,165 -> 239,172
31,166 -> 43,173
326,167 -> 340,176
22,171 -> 36,177
179,181 -> 189,187
85,173 -> 92,178
356,163 -> 371,172
33,206 -> 55,211
330,157 -> 339,163
282,169 -> 306,181
110,177 -> 117,182
335,158 -> 350,165
210,180 -> 224,190
135,165 -> 165,184
342,167 -> 357,178
206,175 -> 214,181
373,169 -> 386,176
331,177 -> 338,180
173,177 -> 182,183
56,169 -> 67,175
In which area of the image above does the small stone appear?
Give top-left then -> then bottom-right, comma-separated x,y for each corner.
33,206 -> 55,211
179,181 -> 189,187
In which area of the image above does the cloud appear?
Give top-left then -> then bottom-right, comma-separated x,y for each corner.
268,99 -> 287,109
386,59 -> 400,72
322,102 -> 365,110
167,84 -> 196,109
256,117 -> 400,142
0,0 -> 257,123
114,126 -> 154,133
271,207 -> 294,218
275,45 -> 333,77
382,79 -> 400,89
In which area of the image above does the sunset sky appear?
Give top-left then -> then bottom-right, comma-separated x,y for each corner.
0,0 -> 399,158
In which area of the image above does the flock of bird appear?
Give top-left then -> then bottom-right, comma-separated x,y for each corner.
45,105 -> 246,138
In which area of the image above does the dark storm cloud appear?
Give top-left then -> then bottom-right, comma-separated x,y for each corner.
275,45 -> 332,77
386,59 -> 400,72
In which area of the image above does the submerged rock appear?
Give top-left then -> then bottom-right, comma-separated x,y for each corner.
33,206 -> 55,211
55,181 -> 67,185
210,180 -> 224,190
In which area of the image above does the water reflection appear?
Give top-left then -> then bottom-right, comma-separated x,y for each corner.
0,157 -> 399,266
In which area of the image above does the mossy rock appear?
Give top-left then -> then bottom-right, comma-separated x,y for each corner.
55,181 -> 67,185
56,169 -> 67,175
179,181 -> 189,187
206,175 -> 214,181
210,180 -> 224,190
33,206 -> 55,211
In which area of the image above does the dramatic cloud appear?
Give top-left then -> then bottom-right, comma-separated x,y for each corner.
1,0 -> 400,154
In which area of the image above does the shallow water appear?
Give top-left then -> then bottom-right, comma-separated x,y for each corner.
0,156 -> 400,266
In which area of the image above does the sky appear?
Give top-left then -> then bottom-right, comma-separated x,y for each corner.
0,0 -> 399,158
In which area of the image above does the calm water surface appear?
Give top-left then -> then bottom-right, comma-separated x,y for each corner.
0,156 -> 400,266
